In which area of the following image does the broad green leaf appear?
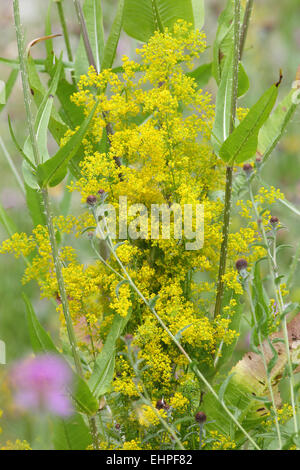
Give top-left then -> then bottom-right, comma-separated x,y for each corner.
258,82 -> 300,163
187,62 -> 212,90
89,311 -> 131,397
219,83 -> 279,164
37,103 -> 97,187
191,0 -> 205,30
23,293 -> 98,416
212,49 -> 234,154
75,0 -> 105,80
102,0 -> 125,71
123,0 -> 195,42
53,414 -> 92,450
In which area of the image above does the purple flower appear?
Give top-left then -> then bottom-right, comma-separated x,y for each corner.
11,355 -> 73,417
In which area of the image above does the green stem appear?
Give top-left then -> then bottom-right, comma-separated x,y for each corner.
73,0 -> 97,71
214,0 -> 241,319
239,0 -> 254,59
151,0 -> 164,33
13,0 -> 99,450
56,0 -> 76,85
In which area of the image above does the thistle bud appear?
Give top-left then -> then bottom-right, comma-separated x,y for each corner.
156,399 -> 169,410
235,258 -> 248,272
270,216 -> 279,227
243,163 -> 253,177
195,412 -> 207,424
124,334 -> 133,344
98,189 -> 106,195
86,195 -> 97,206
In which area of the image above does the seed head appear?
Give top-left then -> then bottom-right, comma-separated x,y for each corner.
270,216 -> 279,227
243,163 -> 253,175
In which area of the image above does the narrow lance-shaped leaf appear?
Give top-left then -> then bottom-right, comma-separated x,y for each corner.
102,0 -> 125,71
191,0 -> 205,31
219,82 -> 280,165
89,311 -> 131,397
212,0 -> 235,84
212,48 -> 234,154
37,102 -> 97,187
258,67 -> 300,163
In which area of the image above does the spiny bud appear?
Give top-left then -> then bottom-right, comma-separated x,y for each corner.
86,195 -> 97,206
235,258 -> 248,272
243,163 -> 253,175
195,412 -> 207,424
98,189 -> 106,195
270,216 -> 279,227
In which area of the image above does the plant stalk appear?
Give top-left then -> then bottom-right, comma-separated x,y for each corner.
56,0 -> 76,85
214,0 -> 241,319
239,0 -> 254,59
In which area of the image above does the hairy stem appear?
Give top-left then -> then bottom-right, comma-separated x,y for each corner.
73,0 -> 97,71
239,0 -> 254,59
214,0 -> 241,320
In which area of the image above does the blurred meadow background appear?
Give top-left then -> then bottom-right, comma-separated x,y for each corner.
0,0 -> 300,445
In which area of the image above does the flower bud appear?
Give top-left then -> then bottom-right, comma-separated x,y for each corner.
243,163 -> 253,174
98,189 -> 106,195
235,258 -> 248,272
270,216 -> 279,227
195,412 -> 207,424
86,195 -> 97,206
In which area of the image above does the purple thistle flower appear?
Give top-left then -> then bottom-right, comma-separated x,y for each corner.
11,355 -> 73,417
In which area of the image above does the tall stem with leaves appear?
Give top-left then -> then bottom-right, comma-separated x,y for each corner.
13,0 -> 99,450
247,180 -> 298,438
214,0 -> 241,319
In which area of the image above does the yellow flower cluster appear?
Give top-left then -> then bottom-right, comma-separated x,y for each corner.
206,431 -> 236,450
0,439 -> 31,450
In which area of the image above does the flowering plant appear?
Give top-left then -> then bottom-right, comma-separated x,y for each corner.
0,0 -> 300,451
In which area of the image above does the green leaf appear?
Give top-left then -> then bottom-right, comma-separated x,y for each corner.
37,103 -> 97,187
212,49 -> 234,154
212,0 -> 235,84
219,83 -> 279,164
0,201 -> 18,236
238,62 -> 250,98
191,0 -> 205,30
23,293 -> 57,354
52,414 -> 92,450
75,0 -> 105,79
89,311 -> 131,397
123,0 -> 195,42
102,0 -> 125,71
25,183 -> 46,227
27,55 -> 67,144
0,70 -> 18,113
218,372 -> 235,403
258,84 -> 300,163
187,62 -> 212,90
